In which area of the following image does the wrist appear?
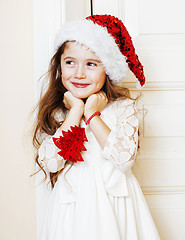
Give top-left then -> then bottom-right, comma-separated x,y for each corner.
84,110 -> 96,120
70,106 -> 84,118
83,111 -> 101,125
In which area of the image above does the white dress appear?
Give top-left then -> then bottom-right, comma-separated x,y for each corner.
38,99 -> 160,240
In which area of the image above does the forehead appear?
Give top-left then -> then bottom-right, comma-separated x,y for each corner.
62,41 -> 99,60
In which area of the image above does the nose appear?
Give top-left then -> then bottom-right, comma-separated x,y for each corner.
74,65 -> 86,79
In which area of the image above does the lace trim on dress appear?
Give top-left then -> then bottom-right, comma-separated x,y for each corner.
38,128 -> 66,173
103,101 -> 138,172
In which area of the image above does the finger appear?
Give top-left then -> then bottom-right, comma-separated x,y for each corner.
97,90 -> 105,98
63,96 -> 66,104
89,93 -> 97,101
63,99 -> 67,108
64,91 -> 68,97
98,91 -> 107,100
101,91 -> 107,97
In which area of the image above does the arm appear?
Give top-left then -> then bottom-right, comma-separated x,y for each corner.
59,91 -> 84,131
38,91 -> 84,173
38,129 -> 66,173
84,91 -> 110,148
102,100 -> 138,173
87,115 -> 111,149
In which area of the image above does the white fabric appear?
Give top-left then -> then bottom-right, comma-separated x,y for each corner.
38,128 -> 66,173
38,99 -> 160,240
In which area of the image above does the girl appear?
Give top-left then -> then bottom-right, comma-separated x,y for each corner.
33,15 -> 160,240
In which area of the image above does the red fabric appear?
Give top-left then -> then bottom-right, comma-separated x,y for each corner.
86,15 -> 145,87
53,126 -> 88,163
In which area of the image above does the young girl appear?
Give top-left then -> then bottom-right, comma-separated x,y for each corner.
33,14 -> 160,240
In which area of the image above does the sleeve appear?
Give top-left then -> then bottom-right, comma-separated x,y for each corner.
38,128 -> 66,173
102,100 -> 138,173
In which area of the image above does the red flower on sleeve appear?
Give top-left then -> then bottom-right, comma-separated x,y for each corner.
53,126 -> 88,163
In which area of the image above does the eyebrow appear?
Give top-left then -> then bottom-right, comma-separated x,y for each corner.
63,56 -> 101,63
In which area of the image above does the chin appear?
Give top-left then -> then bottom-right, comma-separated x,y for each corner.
75,94 -> 89,99
72,91 -> 91,99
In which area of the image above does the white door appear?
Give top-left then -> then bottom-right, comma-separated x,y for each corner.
33,0 -> 185,239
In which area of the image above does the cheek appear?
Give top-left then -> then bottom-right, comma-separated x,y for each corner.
61,68 -> 71,85
61,76 -> 69,90
61,71 -> 69,87
93,72 -> 106,87
61,67 -> 70,78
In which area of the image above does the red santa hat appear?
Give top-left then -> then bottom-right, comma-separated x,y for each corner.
55,14 -> 145,88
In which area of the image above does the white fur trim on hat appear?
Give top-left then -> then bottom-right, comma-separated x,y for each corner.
54,20 -> 128,84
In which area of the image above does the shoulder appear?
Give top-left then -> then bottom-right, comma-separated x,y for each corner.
108,98 -> 136,111
116,99 -> 137,120
103,98 -> 137,119
101,99 -> 137,128
117,98 -> 136,108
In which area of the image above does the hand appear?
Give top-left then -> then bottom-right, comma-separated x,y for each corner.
84,91 -> 108,119
63,91 -> 84,115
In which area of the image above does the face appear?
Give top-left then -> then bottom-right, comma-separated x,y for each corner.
61,42 -> 106,99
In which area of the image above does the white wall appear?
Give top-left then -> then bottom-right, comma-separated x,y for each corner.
0,0 -> 36,239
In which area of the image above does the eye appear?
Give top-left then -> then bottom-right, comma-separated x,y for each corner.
87,62 -> 97,67
65,60 -> 75,65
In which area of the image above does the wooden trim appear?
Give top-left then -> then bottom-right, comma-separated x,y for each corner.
123,81 -> 185,91
142,186 -> 185,195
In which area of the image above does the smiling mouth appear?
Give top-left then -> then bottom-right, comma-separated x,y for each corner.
72,83 -> 90,88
